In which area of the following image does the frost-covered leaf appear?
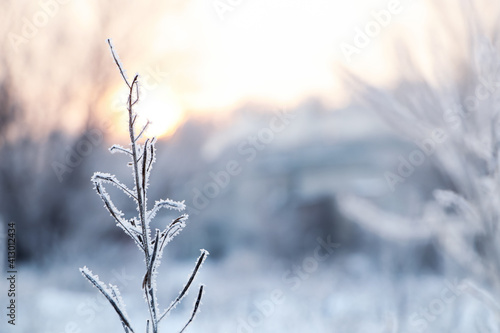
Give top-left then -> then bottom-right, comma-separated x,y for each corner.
109,144 -> 132,156
92,172 -> 137,200
80,266 -> 134,332
159,249 -> 209,322
158,214 -> 188,253
107,38 -> 130,86
143,230 -> 160,290
179,285 -> 204,333
92,175 -> 142,247
146,138 -> 156,173
147,199 -> 186,222
110,284 -> 129,322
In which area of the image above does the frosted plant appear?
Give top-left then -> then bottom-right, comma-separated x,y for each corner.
340,0 -> 500,317
80,39 -> 208,333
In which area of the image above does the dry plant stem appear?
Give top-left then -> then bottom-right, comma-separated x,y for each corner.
108,40 -> 159,332
123,68 -> 159,333
108,38 -> 160,331
81,39 -> 207,333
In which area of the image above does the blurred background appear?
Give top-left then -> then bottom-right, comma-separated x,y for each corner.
2,0 -> 500,332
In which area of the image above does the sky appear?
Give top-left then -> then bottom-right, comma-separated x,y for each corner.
150,0 -> 422,112
1,0 -> 462,138
121,0 -> 430,137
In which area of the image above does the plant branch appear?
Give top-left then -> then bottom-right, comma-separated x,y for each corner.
81,40 -> 208,333
107,39 -> 130,88
80,267 -> 135,333
159,250 -> 209,322
179,285 -> 204,333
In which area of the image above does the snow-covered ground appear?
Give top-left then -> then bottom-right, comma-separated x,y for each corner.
6,250 -> 498,333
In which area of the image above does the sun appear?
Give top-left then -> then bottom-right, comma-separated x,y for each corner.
109,87 -> 184,139
135,91 -> 184,138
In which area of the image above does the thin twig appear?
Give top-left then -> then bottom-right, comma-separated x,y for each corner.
179,285 -> 204,333
159,250 -> 208,322
107,39 -> 130,88
135,121 -> 150,143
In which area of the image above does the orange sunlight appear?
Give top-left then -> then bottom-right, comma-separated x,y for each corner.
2,0 -> 452,140
148,0 -> 428,118
136,91 -> 184,138
108,87 -> 184,139
101,0 -> 432,139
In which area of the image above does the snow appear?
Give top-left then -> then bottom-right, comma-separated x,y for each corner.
11,255 -> 500,333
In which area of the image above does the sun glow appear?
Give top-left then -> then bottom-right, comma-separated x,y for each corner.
136,91 -> 184,138
109,88 -> 184,139
149,0 -> 412,115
